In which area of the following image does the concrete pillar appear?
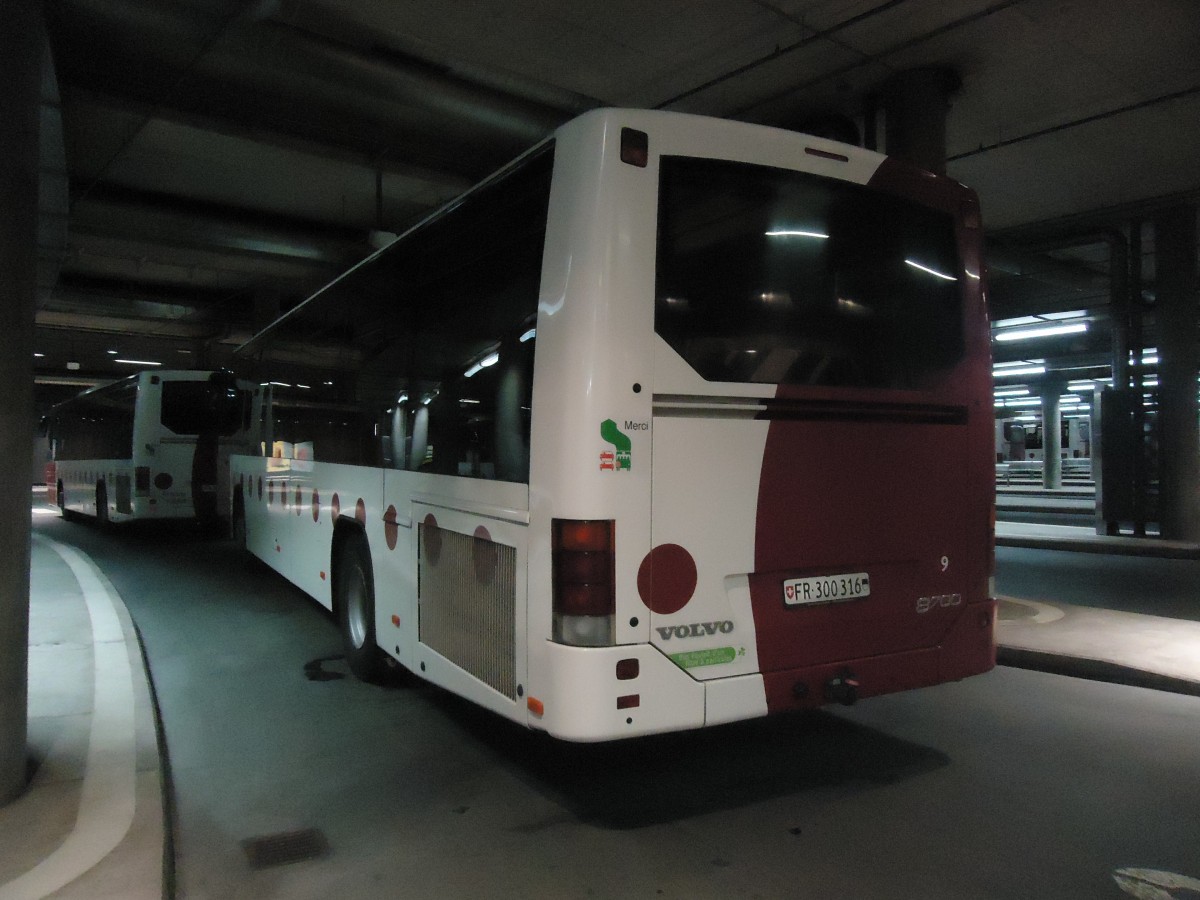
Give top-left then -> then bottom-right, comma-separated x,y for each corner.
881,67 -> 960,175
1154,206 -> 1200,541
0,0 -> 42,806
1041,384 -> 1063,490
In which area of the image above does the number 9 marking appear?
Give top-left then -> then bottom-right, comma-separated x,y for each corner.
940,555 -> 950,572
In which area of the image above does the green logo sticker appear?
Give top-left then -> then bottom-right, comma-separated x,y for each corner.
669,647 -> 738,669
599,419 -> 632,472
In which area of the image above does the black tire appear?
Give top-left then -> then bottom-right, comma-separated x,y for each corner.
335,533 -> 388,683
96,482 -> 109,526
58,482 -> 79,523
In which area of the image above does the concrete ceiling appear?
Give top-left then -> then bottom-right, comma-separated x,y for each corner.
35,0 -> 1200,404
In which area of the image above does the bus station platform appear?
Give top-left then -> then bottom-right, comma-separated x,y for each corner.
996,520 -> 1200,559
3,508 -> 1199,899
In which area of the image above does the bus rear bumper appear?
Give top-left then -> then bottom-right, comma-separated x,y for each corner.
760,599 -> 997,715
533,640 -> 705,742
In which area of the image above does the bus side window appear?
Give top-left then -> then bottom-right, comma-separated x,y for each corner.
493,336 -> 533,483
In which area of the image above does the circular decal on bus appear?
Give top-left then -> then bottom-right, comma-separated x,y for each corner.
473,525 -> 496,584
384,505 -> 399,551
637,544 -> 698,615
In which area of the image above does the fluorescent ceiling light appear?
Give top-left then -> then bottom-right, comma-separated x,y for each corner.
993,387 -> 1030,397
1002,398 -> 1043,408
766,230 -> 828,239
114,358 -> 162,366
994,322 -> 1088,342
993,364 -> 1046,377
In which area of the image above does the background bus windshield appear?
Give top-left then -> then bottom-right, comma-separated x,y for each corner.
655,156 -> 965,390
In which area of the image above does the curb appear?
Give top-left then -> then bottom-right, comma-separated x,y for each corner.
995,535 -> 1200,560
997,646 -> 1200,697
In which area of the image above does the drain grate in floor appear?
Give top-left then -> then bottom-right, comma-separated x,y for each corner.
240,828 -> 330,869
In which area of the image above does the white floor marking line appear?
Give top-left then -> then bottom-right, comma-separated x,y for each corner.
1113,867 -> 1200,899
0,537 -> 138,900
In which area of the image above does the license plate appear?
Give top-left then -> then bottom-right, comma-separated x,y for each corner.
783,572 -> 870,606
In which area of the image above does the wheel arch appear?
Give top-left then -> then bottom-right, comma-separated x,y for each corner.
330,516 -> 370,619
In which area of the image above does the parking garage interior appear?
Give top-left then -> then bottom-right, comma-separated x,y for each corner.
1,2 -> 1198,898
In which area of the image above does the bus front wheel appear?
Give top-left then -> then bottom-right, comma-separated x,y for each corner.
335,533 -> 387,684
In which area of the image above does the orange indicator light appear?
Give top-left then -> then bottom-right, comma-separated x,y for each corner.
527,697 -> 545,717
391,615 -> 401,627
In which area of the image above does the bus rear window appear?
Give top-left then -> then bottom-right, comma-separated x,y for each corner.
160,382 -> 250,436
655,157 -> 965,389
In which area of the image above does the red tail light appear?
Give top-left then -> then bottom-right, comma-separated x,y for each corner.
552,519 -> 615,646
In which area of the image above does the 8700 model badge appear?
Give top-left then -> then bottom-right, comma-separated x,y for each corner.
916,593 -> 962,614
783,572 -> 870,606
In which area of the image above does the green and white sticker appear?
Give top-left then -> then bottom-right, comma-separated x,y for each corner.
669,647 -> 738,669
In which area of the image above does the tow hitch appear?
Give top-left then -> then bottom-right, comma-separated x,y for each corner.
824,670 -> 860,706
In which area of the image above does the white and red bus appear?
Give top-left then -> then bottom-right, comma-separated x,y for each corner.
45,370 -> 254,525
230,108 -> 996,741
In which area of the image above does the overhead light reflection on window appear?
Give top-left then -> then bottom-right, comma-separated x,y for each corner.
836,297 -> 871,317
464,351 -> 500,379
758,291 -> 792,308
765,230 -> 829,240
904,259 -> 958,281
994,322 -> 1087,342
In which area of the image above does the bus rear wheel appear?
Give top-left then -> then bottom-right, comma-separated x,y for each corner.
335,533 -> 388,683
